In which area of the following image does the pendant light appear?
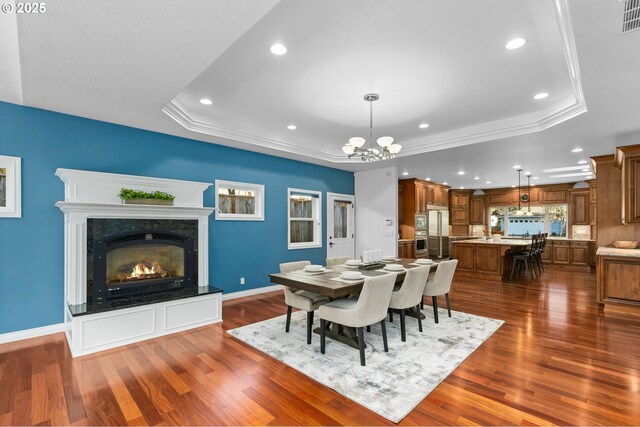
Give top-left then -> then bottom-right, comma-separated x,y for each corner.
515,169 -> 525,216
525,173 -> 534,216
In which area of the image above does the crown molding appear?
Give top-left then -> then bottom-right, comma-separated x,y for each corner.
162,0 -> 586,165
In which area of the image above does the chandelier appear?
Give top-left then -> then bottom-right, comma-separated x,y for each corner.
342,93 -> 402,162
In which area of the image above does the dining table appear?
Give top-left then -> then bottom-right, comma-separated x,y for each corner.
268,258 -> 441,349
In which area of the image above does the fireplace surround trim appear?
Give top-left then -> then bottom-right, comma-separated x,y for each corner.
55,168 -> 218,357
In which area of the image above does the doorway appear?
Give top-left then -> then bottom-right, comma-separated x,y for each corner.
326,193 -> 355,259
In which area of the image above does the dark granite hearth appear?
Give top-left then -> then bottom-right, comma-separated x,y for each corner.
68,285 -> 223,317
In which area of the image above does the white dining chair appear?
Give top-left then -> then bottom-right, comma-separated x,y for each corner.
388,265 -> 431,341
318,273 -> 397,366
422,259 -> 458,323
326,256 -> 350,267
279,261 -> 330,344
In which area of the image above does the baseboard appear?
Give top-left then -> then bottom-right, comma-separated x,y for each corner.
0,323 -> 66,345
222,284 -> 283,301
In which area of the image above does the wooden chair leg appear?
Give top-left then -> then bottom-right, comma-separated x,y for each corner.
320,319 -> 326,354
400,309 -> 406,342
285,305 -> 292,332
380,320 -> 388,352
306,311 -> 314,344
445,293 -> 452,317
432,296 -> 439,324
357,327 -> 366,366
416,304 -> 423,333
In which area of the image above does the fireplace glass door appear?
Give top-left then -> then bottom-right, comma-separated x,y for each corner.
106,243 -> 185,288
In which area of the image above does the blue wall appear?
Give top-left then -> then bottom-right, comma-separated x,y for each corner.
0,102 -> 354,335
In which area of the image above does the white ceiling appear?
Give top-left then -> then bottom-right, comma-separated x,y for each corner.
2,0 -> 640,189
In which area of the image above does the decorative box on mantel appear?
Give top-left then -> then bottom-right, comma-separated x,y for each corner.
55,168 -> 220,357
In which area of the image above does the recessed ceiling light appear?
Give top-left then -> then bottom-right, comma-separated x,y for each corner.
419,123 -> 430,129
460,186 -> 465,189
511,185 -> 516,188
571,147 -> 583,153
443,181 -> 448,185
485,181 -> 492,184
402,171 -> 409,176
513,164 -> 522,169
505,38 -> 526,50
199,98 -> 212,105
287,124 -> 297,130
474,176 -> 480,180
270,43 -> 287,55
458,171 -> 465,175
577,159 -> 588,164
425,177 -> 432,181
533,92 -> 549,100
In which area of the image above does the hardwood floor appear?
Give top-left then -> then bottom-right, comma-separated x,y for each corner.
1,266 -> 640,425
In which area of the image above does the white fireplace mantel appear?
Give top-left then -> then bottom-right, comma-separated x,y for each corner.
55,168 -> 220,357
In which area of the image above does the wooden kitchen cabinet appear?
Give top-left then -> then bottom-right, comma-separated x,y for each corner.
470,196 -> 485,225
570,242 -> 589,266
614,144 -> 640,224
552,241 -> 571,265
450,190 -> 471,228
451,192 -> 470,208
398,240 -> 414,259
398,185 -> 405,225
598,253 -> 640,317
570,189 -> 590,225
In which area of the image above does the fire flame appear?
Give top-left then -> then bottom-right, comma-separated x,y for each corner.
129,262 -> 157,278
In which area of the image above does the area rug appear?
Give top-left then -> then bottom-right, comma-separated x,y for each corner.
227,307 -> 504,423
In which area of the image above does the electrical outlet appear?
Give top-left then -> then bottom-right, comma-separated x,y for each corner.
240,277 -> 245,285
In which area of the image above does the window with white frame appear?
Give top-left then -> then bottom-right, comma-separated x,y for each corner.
489,204 -> 568,237
288,188 -> 322,249
215,180 -> 264,221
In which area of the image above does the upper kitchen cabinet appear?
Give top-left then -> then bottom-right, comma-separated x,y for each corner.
570,188 -> 590,225
449,189 -> 471,226
470,195 -> 485,225
614,144 -> 640,224
398,185 -> 405,225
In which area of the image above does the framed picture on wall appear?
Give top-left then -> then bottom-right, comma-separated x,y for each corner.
0,155 -> 21,218
214,180 -> 265,221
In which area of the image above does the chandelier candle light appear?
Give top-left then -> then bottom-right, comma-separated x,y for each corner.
342,93 -> 402,162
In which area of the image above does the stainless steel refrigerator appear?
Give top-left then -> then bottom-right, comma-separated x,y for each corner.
428,209 -> 450,259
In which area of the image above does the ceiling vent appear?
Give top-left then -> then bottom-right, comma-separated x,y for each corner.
619,0 -> 640,34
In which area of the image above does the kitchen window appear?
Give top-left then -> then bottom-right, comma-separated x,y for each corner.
489,204 -> 567,237
288,188 -> 322,249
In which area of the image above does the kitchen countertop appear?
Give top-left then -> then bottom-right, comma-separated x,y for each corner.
398,239 -> 414,243
452,239 -> 531,246
596,247 -> 640,257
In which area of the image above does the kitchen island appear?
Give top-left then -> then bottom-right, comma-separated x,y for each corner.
596,247 -> 640,318
451,239 -> 531,282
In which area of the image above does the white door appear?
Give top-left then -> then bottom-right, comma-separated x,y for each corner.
327,193 -> 355,259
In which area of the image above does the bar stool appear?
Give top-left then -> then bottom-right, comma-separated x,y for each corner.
510,234 -> 538,281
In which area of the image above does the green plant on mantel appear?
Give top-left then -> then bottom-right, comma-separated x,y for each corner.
119,188 -> 175,201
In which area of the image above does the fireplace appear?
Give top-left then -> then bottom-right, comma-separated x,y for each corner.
87,218 -> 198,308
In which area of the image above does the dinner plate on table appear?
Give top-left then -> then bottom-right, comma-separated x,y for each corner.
415,258 -> 434,265
340,271 -> 364,280
383,263 -> 404,272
